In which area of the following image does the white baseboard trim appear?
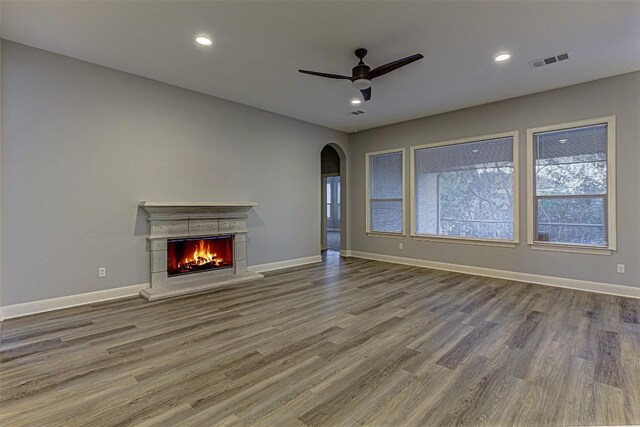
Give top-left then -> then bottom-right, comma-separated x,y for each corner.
346,250 -> 640,299
4,251 -> 633,320
0,283 -> 148,320
0,256 -> 323,320
247,255 -> 322,273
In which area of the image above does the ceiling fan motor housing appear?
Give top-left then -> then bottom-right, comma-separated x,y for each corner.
352,64 -> 370,78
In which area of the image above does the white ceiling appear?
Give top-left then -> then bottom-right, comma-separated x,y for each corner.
2,1 -> 639,133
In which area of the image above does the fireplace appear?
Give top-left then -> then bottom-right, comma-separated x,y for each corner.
168,235 -> 233,277
138,201 -> 263,301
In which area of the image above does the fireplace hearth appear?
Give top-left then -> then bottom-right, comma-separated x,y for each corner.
138,202 -> 263,301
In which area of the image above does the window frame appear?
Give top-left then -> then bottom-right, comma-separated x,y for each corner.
526,116 -> 616,255
410,131 -> 520,247
365,148 -> 406,237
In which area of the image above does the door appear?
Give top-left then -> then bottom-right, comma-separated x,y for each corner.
325,176 -> 341,251
326,176 -> 340,230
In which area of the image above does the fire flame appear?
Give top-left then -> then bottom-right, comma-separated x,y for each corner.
178,240 -> 225,268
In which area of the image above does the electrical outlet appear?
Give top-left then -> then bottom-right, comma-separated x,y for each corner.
399,242 -> 404,250
617,264 -> 625,274
98,267 -> 106,278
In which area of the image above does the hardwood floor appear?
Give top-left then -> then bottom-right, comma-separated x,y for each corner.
1,254 -> 639,426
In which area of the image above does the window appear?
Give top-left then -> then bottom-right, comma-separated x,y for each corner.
411,132 -> 518,245
527,117 -> 616,253
366,149 -> 405,234
326,182 -> 332,219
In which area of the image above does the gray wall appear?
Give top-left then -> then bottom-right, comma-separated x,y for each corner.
2,39 -> 638,307
0,39 -> 3,309
350,72 -> 640,288
1,41 -> 348,305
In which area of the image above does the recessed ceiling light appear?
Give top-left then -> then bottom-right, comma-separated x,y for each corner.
559,139 -> 567,144
494,53 -> 511,62
351,99 -> 362,105
195,36 -> 213,46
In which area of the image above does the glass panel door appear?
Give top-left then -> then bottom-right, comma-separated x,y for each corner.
326,176 -> 340,230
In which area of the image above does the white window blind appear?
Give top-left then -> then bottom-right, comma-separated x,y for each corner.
368,151 -> 403,233
533,123 -> 608,246
414,136 -> 515,241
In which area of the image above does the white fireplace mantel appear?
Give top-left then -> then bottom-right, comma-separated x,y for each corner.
139,201 -> 262,301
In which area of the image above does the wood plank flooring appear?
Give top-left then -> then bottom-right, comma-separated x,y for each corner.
1,253 -> 639,426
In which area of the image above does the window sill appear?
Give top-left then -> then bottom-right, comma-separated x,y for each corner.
529,242 -> 613,255
366,231 -> 405,239
411,234 -> 517,248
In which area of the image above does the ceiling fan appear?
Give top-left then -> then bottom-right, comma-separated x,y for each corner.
299,48 -> 424,102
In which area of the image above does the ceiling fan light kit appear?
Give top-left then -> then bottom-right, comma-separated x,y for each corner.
352,79 -> 371,90
299,48 -> 423,102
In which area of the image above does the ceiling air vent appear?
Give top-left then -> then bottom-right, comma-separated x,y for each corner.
530,52 -> 569,69
351,110 -> 365,115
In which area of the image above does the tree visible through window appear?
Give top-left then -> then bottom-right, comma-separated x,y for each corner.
533,123 -> 609,246
414,135 -> 516,241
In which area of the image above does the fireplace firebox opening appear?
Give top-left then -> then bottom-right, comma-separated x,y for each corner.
167,235 -> 233,277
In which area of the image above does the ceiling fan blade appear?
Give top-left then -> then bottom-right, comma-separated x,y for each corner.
360,87 -> 371,102
298,69 -> 352,80
367,54 -> 424,79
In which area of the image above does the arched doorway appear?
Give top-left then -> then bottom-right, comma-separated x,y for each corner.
321,143 -> 347,254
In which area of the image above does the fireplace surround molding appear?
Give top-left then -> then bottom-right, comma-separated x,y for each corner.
138,201 -> 263,301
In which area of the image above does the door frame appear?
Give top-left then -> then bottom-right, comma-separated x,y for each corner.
320,142 -> 348,254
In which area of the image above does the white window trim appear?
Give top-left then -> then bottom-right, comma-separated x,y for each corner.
365,148 -> 406,236
526,115 -> 616,255
410,131 -> 519,247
